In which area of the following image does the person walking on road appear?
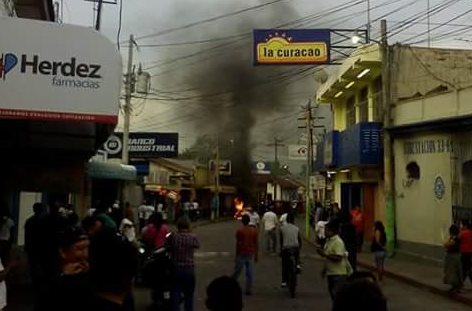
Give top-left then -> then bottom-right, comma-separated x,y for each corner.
279,213 -> 301,288
317,220 -> 352,300
443,224 -> 463,293
339,214 -> 357,272
245,206 -> 260,228
350,205 -> 365,253
169,216 -> 200,311
262,207 -> 278,254
371,221 -> 387,282
24,202 -> 46,291
232,214 -> 258,295
459,219 -> 472,284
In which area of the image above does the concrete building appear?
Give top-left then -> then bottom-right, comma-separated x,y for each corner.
316,43 -> 472,260
316,44 -> 384,242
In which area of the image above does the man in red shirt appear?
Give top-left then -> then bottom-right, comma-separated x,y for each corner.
460,219 -> 472,284
232,214 -> 258,295
350,206 -> 365,253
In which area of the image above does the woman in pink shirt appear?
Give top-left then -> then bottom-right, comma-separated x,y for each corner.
142,213 -> 170,250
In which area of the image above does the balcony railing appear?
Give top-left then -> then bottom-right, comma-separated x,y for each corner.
314,122 -> 383,171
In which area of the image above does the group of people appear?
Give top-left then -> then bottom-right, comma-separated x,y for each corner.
228,203 -> 388,310
230,205 -> 302,295
443,219 -> 472,293
23,200 -> 139,311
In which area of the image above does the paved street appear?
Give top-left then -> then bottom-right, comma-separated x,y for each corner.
135,220 -> 469,311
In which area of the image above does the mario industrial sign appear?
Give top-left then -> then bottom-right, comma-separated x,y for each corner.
104,132 -> 179,159
0,17 -> 121,123
253,29 -> 330,65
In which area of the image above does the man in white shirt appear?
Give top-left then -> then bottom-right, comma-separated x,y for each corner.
244,207 -> 260,228
262,207 -> 278,253
138,201 -> 154,231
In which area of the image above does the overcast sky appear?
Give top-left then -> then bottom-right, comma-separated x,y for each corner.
60,0 -> 472,170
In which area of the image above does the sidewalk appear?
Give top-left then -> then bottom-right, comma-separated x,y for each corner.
296,217 -> 472,306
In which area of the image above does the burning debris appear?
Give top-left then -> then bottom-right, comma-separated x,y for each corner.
234,197 -> 244,219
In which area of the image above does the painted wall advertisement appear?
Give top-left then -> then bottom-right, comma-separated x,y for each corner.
104,132 -> 178,159
253,29 -> 330,65
0,17 -> 122,123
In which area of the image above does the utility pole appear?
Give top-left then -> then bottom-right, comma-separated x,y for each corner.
366,0 -> 371,43
297,100 -> 320,238
427,0 -> 431,47
267,137 -> 285,201
380,20 -> 395,256
122,34 -> 134,165
95,0 -> 103,31
305,100 -> 313,238
215,133 -> 220,219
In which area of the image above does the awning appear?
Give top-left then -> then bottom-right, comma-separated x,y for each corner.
87,162 -> 137,181
203,185 -> 237,194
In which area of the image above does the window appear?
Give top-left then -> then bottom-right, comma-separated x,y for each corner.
359,87 -> 368,122
406,162 -> 420,179
346,96 -> 356,127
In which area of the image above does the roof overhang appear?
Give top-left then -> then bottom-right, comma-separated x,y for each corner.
87,161 -> 137,181
317,44 -> 382,103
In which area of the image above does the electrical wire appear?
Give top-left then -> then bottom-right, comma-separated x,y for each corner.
132,0 -> 288,42
117,0 -> 123,51
403,7 -> 472,44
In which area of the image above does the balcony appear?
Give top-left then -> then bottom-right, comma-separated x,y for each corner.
314,122 -> 383,171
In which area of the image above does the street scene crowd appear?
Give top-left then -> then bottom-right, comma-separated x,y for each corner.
0,200 -> 468,310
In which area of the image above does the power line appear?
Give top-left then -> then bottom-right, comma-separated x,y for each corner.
116,0 -> 123,50
404,6 -> 472,44
133,0 -> 288,41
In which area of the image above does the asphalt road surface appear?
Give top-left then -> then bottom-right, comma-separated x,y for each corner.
134,220 -> 470,311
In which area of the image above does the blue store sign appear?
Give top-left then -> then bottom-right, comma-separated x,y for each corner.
104,132 -> 178,159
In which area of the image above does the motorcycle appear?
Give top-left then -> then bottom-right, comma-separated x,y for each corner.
142,232 -> 174,311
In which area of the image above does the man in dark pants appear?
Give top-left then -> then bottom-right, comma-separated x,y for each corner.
279,213 -> 301,288
232,214 -> 258,295
317,220 -> 351,300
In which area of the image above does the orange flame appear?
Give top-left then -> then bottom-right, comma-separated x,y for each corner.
234,197 -> 244,219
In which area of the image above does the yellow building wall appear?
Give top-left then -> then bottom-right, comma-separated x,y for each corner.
394,133 -> 453,247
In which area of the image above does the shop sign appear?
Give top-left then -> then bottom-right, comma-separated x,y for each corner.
252,161 -> 271,174
104,132 -> 178,159
288,144 -> 308,160
253,29 -> 330,65
0,17 -> 121,123
404,139 -> 453,155
209,160 -> 232,176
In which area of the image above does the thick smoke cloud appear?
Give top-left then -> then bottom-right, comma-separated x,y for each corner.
157,1 -> 301,201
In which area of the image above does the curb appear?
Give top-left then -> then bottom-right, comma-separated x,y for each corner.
356,260 -> 472,306
299,232 -> 472,307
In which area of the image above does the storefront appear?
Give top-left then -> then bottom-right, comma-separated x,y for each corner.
0,16 -> 122,242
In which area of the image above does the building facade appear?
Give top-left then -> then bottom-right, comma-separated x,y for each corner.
1,1 -> 122,245
316,43 -> 472,259
316,44 -> 384,242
